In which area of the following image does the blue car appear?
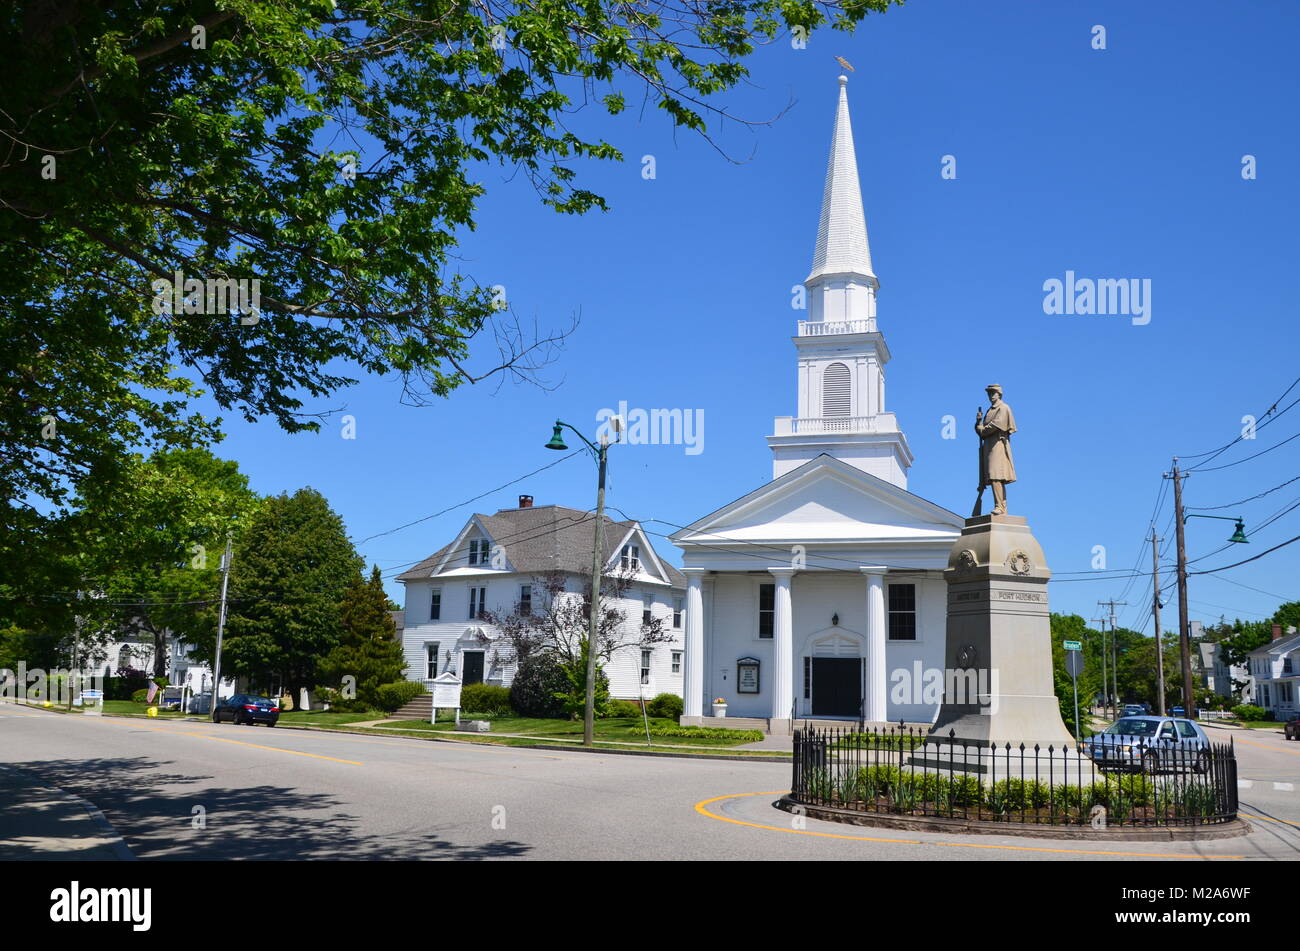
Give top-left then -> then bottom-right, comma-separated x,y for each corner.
1083,716 -> 1211,773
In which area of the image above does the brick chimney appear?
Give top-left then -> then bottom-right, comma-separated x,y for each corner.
1273,623 -> 1283,641
518,494 -> 534,509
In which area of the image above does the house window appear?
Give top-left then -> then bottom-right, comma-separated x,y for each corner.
429,588 -> 441,621
621,544 -> 640,571
643,594 -> 653,626
758,583 -> 775,638
888,584 -> 917,641
673,597 -> 683,629
1286,657 -> 1293,675
468,538 -> 490,566
425,645 -> 438,679
1263,685 -> 1271,707
640,649 -> 652,685
469,586 -> 486,619
519,584 -> 532,617
671,651 -> 682,675
803,656 -> 811,699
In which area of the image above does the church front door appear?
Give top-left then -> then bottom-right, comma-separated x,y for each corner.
811,657 -> 862,717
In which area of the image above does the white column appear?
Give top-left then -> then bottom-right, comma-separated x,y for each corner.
769,568 -> 796,723
682,569 -> 707,719
861,567 -> 888,723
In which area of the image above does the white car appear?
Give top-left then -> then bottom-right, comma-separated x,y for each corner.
1083,716 -> 1212,773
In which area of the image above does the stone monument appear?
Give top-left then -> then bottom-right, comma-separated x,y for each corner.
927,385 -> 1075,749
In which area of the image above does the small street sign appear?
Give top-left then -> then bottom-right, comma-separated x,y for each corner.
1065,650 -> 1085,678
1063,640 -> 1082,651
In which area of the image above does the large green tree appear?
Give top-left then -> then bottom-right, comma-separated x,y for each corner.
318,565 -> 407,707
211,487 -> 360,696
1,1 -> 902,598
76,448 -> 260,676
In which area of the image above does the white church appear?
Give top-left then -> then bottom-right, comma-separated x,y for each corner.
673,76 -> 965,734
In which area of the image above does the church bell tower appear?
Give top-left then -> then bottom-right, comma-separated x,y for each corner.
767,76 -> 913,487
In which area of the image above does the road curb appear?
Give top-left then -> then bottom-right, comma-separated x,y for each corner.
773,795 -> 1253,841
0,763 -> 135,861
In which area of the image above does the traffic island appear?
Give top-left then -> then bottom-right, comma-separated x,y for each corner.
773,794 -> 1251,841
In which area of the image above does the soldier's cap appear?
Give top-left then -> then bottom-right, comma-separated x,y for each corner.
984,383 -> 1003,394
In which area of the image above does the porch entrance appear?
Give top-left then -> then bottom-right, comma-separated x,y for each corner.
462,650 -> 485,685
811,657 -> 862,717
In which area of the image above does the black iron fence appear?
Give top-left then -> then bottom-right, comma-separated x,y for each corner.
790,725 -> 1238,828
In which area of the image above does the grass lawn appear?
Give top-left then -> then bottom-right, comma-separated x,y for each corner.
371,716 -> 766,747
276,709 -> 388,726
1240,720 -> 1287,729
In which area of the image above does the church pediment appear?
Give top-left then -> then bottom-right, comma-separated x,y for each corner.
672,454 -> 961,545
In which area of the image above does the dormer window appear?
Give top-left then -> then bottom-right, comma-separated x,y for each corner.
468,538 -> 491,566
621,544 -> 640,571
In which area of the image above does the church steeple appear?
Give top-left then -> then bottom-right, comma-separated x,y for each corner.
767,76 -> 912,487
807,76 -> 876,289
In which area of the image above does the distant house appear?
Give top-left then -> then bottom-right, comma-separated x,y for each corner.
1198,641 -> 1251,704
395,497 -> 686,700
1247,625 -> 1300,716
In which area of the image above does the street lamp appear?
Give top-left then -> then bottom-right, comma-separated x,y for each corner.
544,416 -> 622,747
1184,513 -> 1249,544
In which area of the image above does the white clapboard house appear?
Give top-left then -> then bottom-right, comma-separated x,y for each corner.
672,77 -> 964,733
396,496 -> 686,700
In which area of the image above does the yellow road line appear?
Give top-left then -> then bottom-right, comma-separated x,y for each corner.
174,731 -> 362,765
1224,734 -> 1300,756
695,792 -> 1245,859
1240,812 -> 1300,828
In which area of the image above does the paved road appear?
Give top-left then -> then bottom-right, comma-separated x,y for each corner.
2,703 -> 1298,861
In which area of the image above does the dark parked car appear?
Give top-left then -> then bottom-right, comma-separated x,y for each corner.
1285,717 -> 1300,740
214,694 -> 280,726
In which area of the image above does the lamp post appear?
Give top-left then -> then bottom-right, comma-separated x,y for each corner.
1176,512 -> 1247,719
545,417 -> 621,747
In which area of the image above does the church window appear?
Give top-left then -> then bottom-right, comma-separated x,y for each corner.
758,583 -> 775,638
888,584 -> 916,640
822,362 -> 851,417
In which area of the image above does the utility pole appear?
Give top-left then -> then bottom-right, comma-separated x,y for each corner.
211,533 -> 233,720
1099,599 -> 1127,713
1165,459 -> 1196,719
1092,616 -> 1109,719
1150,528 -> 1167,715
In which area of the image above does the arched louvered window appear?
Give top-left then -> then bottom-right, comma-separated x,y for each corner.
821,362 -> 852,417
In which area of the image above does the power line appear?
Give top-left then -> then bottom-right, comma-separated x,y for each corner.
1189,534 -> 1300,576
1188,428 -> 1300,474
1180,375 -> 1300,467
1187,474 -> 1300,511
355,449 -> 584,544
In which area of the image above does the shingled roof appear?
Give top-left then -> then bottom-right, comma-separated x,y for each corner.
395,504 -> 685,586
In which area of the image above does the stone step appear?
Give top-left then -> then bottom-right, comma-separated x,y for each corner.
390,696 -> 433,720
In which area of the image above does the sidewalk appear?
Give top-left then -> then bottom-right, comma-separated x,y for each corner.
0,765 -> 133,861
345,720 -> 794,754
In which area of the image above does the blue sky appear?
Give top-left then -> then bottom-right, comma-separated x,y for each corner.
195,0 -> 1299,634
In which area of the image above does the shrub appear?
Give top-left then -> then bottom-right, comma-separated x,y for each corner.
460,683 -> 511,717
605,699 -> 642,719
375,680 -> 427,712
131,688 -> 149,703
647,692 -> 683,720
1232,704 -> 1267,722
509,654 -> 568,718
646,724 -> 763,741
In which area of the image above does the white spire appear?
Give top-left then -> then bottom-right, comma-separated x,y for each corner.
806,76 -> 875,287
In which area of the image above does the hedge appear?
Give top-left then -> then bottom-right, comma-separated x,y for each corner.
647,724 -> 764,742
375,680 -> 427,712
460,683 -> 511,717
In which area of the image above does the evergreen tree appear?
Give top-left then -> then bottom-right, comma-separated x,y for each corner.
219,488 -> 361,697
319,565 -> 407,708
